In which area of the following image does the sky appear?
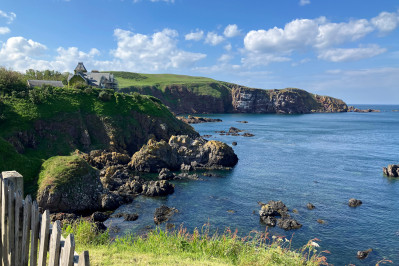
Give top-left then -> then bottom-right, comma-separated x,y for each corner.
1,0 -> 399,104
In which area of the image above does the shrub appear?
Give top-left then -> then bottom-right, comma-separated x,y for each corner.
98,90 -> 112,101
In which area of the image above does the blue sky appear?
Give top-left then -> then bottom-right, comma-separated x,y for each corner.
1,0 -> 399,104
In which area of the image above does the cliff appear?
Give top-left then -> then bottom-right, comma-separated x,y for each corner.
0,87 -> 198,193
114,72 -> 348,114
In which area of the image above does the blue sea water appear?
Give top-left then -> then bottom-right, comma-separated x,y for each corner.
106,105 -> 399,265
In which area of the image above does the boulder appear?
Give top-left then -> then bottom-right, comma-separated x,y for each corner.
158,168 -> 175,180
228,127 -> 243,134
260,216 -> 277,227
91,211 -> 110,222
123,213 -> 139,221
142,180 -> 174,197
154,205 -> 177,224
277,218 -> 302,230
383,164 -> 399,177
232,142 -> 237,146
348,198 -> 362,207
84,150 -> 131,169
242,133 -> 255,137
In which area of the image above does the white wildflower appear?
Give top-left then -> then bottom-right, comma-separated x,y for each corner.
310,241 -> 320,247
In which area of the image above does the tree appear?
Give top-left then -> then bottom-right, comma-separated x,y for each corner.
0,67 -> 26,96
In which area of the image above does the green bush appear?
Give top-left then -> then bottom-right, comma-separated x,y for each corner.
98,90 -> 112,101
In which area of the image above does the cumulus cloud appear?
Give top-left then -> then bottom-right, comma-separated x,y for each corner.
317,45 -> 386,62
371,11 -> 399,33
185,30 -> 204,41
224,43 -> 232,51
205,32 -> 225,46
218,54 -> 233,63
224,24 -> 241,38
112,28 -> 206,71
0,10 -> 16,24
241,53 -> 291,67
242,10 -> 399,67
0,27 -> 10,34
299,0 -> 310,6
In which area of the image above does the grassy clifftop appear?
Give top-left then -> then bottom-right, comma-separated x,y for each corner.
0,87 -> 197,194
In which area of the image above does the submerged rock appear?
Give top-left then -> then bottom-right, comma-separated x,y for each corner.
154,205 -> 178,224
258,200 -> 300,229
129,135 -> 238,173
383,164 -> 399,177
348,198 -> 362,207
307,203 -> 315,210
357,248 -> 372,260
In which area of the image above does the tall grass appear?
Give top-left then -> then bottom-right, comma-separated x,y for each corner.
65,220 -> 328,265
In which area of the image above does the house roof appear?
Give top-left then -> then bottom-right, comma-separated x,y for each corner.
85,72 -> 113,87
27,80 -> 64,88
74,62 -> 87,73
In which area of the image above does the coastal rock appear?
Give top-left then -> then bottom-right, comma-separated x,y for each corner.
37,155 -> 104,213
357,248 -> 372,260
84,150 -> 131,169
277,218 -> 302,230
228,127 -> 243,134
123,213 -> 139,221
242,133 -> 255,137
154,205 -> 178,224
129,135 -> 238,173
307,203 -> 315,210
348,198 -> 362,207
158,168 -> 175,180
91,211 -> 110,222
142,180 -> 174,197
177,115 -> 222,124
101,192 -> 124,210
348,106 -> 380,113
383,164 -> 399,177
260,216 -> 277,227
232,142 -> 237,146
237,121 -> 248,123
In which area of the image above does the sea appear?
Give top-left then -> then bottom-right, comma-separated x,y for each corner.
105,104 -> 399,265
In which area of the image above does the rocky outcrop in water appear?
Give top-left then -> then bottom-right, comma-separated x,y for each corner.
383,164 -> 399,177
258,200 -> 302,230
129,135 -> 238,172
357,248 -> 372,260
348,106 -> 380,113
177,115 -> 222,124
154,205 -> 178,224
348,198 -> 362,207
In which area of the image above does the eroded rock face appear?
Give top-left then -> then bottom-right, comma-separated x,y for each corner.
383,164 -> 399,177
129,135 -> 238,173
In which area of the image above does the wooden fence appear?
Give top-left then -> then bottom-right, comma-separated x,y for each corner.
0,171 -> 90,266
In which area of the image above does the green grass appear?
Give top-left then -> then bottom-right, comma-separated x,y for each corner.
0,87 -> 195,195
66,220 -> 326,266
112,72 -> 233,99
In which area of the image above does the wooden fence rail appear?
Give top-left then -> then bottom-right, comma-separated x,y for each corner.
0,171 -> 90,266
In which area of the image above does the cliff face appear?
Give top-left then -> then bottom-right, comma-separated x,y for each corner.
119,83 -> 233,114
231,87 -> 348,114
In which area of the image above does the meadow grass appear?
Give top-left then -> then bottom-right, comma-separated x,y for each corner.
64,220 -> 327,266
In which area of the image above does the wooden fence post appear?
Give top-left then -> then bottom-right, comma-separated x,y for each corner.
49,220 -> 61,266
38,210 -> 50,266
1,178 -> 9,266
30,201 -> 40,266
1,171 -> 24,199
78,251 -> 90,266
21,195 -> 32,266
14,190 -> 23,265
60,234 -> 75,266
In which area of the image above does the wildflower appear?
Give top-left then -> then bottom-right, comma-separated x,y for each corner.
285,238 -> 290,242
272,235 -> 277,240
310,241 -> 320,247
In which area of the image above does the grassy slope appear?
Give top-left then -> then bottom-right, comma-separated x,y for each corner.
0,87 -> 191,194
111,71 -> 232,98
65,220 -> 323,266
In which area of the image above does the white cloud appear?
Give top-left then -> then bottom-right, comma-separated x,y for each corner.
218,54 -> 233,63
0,10 -> 16,24
224,24 -> 241,38
185,30 -> 204,41
371,11 -> 399,33
205,32 -> 225,46
318,45 -> 386,62
112,28 -> 206,71
0,27 -> 10,34
224,43 -> 232,51
299,0 -> 310,6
